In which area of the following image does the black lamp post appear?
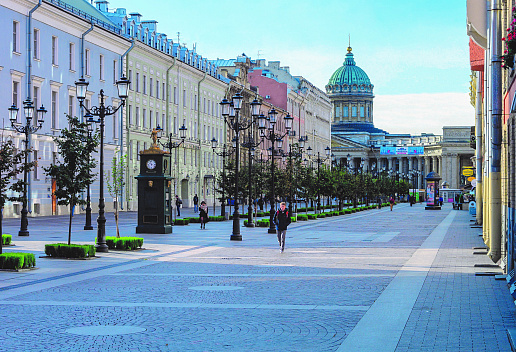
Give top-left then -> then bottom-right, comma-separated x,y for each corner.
285,136 -> 306,215
8,99 -> 46,236
84,120 -> 94,230
256,108 -> 293,234
219,94 -> 261,241
75,76 -> 130,252
156,123 -> 187,153
212,138 -> 234,218
307,146 -> 331,213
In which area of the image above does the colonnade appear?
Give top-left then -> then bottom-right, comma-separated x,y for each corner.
336,153 -> 463,189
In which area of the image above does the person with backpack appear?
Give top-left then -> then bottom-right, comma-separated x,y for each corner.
273,202 -> 292,253
175,195 -> 182,217
193,194 -> 199,213
199,201 -> 208,229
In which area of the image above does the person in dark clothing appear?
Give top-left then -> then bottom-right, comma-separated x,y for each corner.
258,197 -> 264,211
273,202 -> 292,253
193,194 -> 199,213
175,195 -> 182,216
199,201 -> 208,229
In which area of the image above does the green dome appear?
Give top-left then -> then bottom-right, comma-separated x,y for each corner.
326,47 -> 373,96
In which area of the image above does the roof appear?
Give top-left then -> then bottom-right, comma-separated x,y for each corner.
328,47 -> 372,87
332,122 -> 388,134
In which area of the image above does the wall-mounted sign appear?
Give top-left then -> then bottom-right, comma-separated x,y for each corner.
380,146 -> 424,155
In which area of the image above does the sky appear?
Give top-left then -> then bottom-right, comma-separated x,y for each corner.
105,0 -> 474,135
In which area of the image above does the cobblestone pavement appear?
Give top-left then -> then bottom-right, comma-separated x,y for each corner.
0,203 -> 515,351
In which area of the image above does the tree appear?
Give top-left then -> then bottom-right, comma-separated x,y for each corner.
44,115 -> 98,245
0,139 -> 33,254
106,150 -> 127,238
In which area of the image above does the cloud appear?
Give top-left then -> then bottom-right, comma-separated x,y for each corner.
373,93 -> 475,135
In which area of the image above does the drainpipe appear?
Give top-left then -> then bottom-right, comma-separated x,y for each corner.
26,0 -> 42,214
488,0 -> 501,263
166,57 -> 177,203
197,71 -> 207,200
118,39 -> 134,211
80,22 -> 94,81
475,73 -> 483,226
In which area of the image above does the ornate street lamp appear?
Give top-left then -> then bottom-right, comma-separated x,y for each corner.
156,123 -> 187,153
84,117 -> 95,230
212,138 -> 234,218
220,93 -> 260,241
258,110 -> 293,234
8,99 -> 46,236
75,76 -> 130,252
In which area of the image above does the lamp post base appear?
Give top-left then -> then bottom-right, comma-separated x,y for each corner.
84,225 -> 94,230
230,234 -> 242,241
95,243 -> 109,252
18,230 -> 29,237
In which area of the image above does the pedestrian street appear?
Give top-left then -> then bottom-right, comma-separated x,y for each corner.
0,203 -> 514,351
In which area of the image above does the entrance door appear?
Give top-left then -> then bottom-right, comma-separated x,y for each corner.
181,179 -> 189,207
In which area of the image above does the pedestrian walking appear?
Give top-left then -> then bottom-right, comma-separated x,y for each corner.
439,196 -> 443,206
175,195 -> 182,217
193,194 -> 199,213
199,201 -> 208,229
389,196 -> 395,211
273,202 -> 291,253
258,197 -> 264,211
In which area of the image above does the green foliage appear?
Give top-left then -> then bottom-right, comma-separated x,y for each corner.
339,210 -> 346,215
185,217 -> 201,223
256,219 -> 270,227
307,214 -> 317,220
174,219 -> 190,225
297,214 -> 308,221
106,149 -> 127,238
43,115 -> 99,245
256,212 -> 265,217
45,243 -> 95,258
105,236 -> 143,250
2,234 -> 12,246
290,216 -> 297,222
209,216 -> 225,222
0,252 -> 36,269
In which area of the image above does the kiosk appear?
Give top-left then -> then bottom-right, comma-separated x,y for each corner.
425,171 -> 442,210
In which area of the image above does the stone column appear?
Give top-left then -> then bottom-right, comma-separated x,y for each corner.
418,157 -> 424,189
432,156 -> 437,172
388,157 -> 393,171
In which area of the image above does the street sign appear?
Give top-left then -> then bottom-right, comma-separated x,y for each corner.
462,169 -> 474,177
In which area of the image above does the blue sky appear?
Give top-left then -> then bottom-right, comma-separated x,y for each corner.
106,0 -> 474,134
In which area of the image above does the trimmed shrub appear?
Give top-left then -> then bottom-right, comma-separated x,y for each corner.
297,214 -> 308,221
307,214 -> 317,220
290,216 -> 297,222
0,252 -> 36,270
339,210 -> 346,215
185,217 -> 201,223
256,219 -> 270,227
344,209 -> 352,214
45,243 -> 95,258
256,212 -> 265,217
208,215 -> 225,222
307,206 -> 315,211
297,207 -> 306,212
2,234 -> 12,246
106,236 -> 143,250
174,218 -> 190,225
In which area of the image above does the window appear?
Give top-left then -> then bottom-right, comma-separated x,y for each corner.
128,70 -> 133,90
33,86 -> 40,126
173,87 -> 177,104
208,100 -> 210,115
69,43 -> 75,71
360,106 -> 365,118
33,150 -> 39,180
149,78 -> 153,97
52,36 -> 58,65
13,21 -> 20,53
155,111 -> 159,128
99,55 -> 104,80
143,108 -> 147,128
143,75 -> 147,94
162,83 -> 165,101
194,95 -> 198,110
343,105 -> 349,117
51,91 -> 58,129
136,107 -> 140,126
128,105 -> 132,125
33,29 -> 40,59
336,106 -> 340,118
113,60 -> 117,83
162,114 -> 165,132
85,49 -> 90,75
351,106 -> 357,117
150,110 -> 153,128
12,81 -> 19,108
156,80 -> 160,99
183,89 -> 187,107
136,72 -> 140,92
68,95 -> 74,117
203,98 -> 206,113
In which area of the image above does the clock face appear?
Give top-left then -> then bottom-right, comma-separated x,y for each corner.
146,159 -> 157,170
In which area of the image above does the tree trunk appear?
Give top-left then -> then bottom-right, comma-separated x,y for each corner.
68,203 -> 73,245
0,207 -> 3,255
115,196 -> 120,238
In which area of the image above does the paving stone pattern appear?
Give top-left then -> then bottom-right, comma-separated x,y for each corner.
0,204 -> 514,351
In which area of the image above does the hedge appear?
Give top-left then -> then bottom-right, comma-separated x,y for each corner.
339,210 -> 346,215
174,219 -> 190,225
106,236 -> 143,250
45,243 -> 95,258
256,219 -> 270,227
2,234 -> 12,246
0,252 -> 36,270
297,214 -> 308,221
209,215 -> 225,222
185,217 -> 201,223
307,214 -> 317,220
290,216 -> 297,222
256,212 -> 265,217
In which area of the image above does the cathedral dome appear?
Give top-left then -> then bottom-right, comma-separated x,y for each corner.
326,47 -> 373,96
